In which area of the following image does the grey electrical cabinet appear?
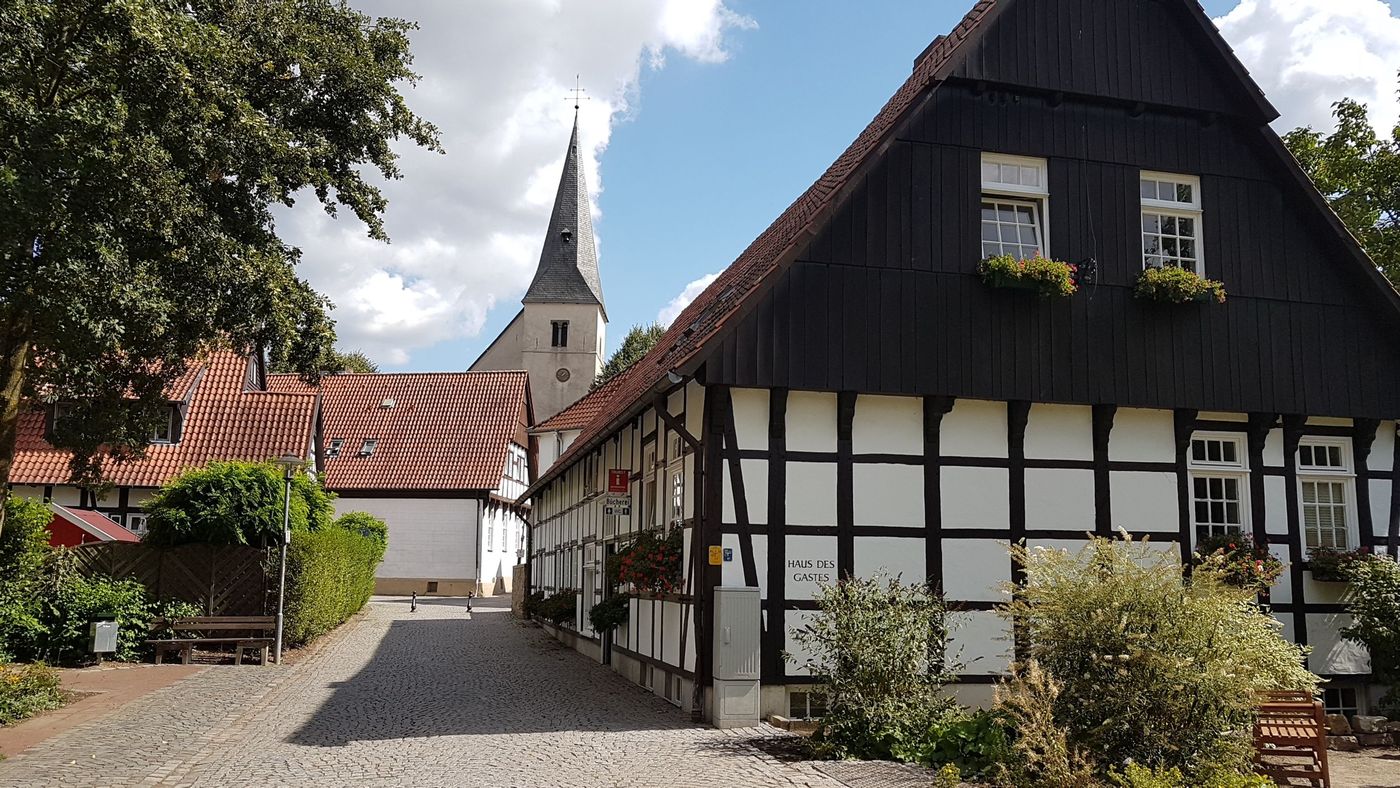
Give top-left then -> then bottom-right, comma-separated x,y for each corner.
712,586 -> 761,728
90,620 -> 118,654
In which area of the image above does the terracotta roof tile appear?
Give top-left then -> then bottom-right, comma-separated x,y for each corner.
520,3 -> 998,501
289,371 -> 529,493
12,351 -> 317,488
529,371 -> 629,434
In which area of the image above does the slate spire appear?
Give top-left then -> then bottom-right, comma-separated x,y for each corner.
522,112 -> 606,316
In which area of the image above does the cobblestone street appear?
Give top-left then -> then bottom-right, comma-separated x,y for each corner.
0,598 -> 919,787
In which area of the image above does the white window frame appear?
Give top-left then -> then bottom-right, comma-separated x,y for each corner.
1140,171 -> 1204,275
150,408 -> 175,444
126,513 -> 149,536
1187,432 -> 1250,544
326,438 -> 344,458
1296,437 -> 1357,551
981,152 -> 1050,259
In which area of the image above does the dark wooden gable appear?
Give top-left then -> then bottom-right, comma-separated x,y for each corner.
701,0 -> 1400,418
946,0 -> 1273,120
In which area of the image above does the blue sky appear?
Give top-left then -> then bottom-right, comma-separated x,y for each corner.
300,1 -> 1400,372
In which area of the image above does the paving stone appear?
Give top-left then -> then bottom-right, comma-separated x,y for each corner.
0,597 -> 930,787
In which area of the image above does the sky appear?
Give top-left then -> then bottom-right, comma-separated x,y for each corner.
279,0 -> 1400,372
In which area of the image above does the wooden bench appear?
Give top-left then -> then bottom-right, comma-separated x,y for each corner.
147,616 -> 276,666
1254,690 -> 1331,788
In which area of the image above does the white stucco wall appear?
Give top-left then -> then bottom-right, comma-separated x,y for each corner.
335,496 -> 480,582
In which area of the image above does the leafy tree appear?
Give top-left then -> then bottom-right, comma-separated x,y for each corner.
1343,555 -> 1400,714
143,461 -> 335,547
595,323 -> 666,387
0,0 -> 441,535
1283,98 -> 1400,283
272,349 -> 378,374
0,497 -> 54,659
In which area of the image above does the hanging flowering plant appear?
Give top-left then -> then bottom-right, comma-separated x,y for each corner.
611,528 -> 684,595
978,253 -> 1078,298
1192,532 -> 1285,592
1307,546 -> 1377,582
1134,265 -> 1225,304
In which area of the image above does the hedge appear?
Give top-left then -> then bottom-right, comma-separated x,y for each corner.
144,461 -> 335,547
283,514 -> 386,646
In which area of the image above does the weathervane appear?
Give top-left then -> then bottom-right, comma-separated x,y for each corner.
565,75 -> 589,111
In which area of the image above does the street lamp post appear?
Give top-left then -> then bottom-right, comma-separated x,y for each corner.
272,454 -> 303,664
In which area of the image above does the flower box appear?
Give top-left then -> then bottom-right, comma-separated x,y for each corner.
1192,533 -> 1284,592
1134,265 -> 1226,304
978,253 -> 1077,298
1307,546 -> 1375,582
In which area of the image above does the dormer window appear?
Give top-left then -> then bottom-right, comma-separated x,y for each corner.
150,409 -> 175,444
980,153 -> 1049,260
551,320 -> 569,348
326,438 -> 344,458
359,439 -> 377,457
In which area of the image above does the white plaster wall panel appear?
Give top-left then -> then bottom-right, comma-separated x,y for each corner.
685,612 -> 697,672
1024,468 -> 1095,531
852,395 -> 922,455
336,497 -> 478,581
1306,613 -> 1370,674
128,489 -> 157,507
683,454 -> 698,520
1263,428 -> 1285,468
853,536 -> 926,584
667,388 -> 684,421
661,600 -> 682,666
1108,471 -> 1177,533
786,392 -> 838,453
1025,538 -> 1096,557
1108,409 -> 1175,463
1024,404 -> 1094,461
1370,479 -> 1392,541
1275,614 -> 1295,646
1368,421 -> 1395,472
942,539 -> 1010,602
636,598 -> 655,658
941,399 -> 1008,458
1199,411 -> 1247,422
852,464 -> 924,527
1264,477 -> 1289,536
785,609 -> 818,676
9,485 -> 44,501
720,533 -> 767,589
641,409 -> 656,437
1301,573 -> 1348,605
784,534 -> 839,601
941,467 -> 1009,527
949,610 -> 1012,675
722,458 -> 768,526
786,462 -> 837,526
49,486 -> 81,506
1267,544 -> 1291,603
1306,417 -> 1351,427
685,381 -> 706,442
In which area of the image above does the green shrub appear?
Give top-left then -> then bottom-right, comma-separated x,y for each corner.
522,589 -> 546,618
0,497 -> 54,660
1307,545 -> 1375,582
1134,265 -> 1226,304
1192,532 -> 1285,591
0,661 -> 66,725
283,523 -> 385,646
535,591 -> 577,627
1343,554 -> 1400,714
587,594 -> 630,632
787,574 -> 958,763
40,565 -> 150,663
334,511 -> 388,557
144,461 -> 334,547
993,660 -> 1099,788
903,709 -> 1012,778
978,253 -> 1078,298
1001,536 -> 1317,780
1108,762 -> 1274,788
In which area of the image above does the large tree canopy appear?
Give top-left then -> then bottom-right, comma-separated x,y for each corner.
0,0 -> 440,523
595,323 -> 666,387
1283,97 -> 1400,285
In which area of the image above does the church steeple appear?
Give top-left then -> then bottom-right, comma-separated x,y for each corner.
522,113 -> 606,318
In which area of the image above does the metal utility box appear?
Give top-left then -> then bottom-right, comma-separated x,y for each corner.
90,620 -> 118,654
712,586 -> 761,728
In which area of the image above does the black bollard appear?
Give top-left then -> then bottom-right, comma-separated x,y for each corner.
411,591 -> 417,613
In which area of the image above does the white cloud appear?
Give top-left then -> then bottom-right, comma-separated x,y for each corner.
1215,0 -> 1400,134
280,0 -> 754,366
658,272 -> 720,326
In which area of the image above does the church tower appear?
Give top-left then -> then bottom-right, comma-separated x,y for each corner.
469,114 -> 607,422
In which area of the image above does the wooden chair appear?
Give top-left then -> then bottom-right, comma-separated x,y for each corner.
1254,690 -> 1330,788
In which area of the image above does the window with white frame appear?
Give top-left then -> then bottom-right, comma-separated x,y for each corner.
1297,438 -> 1354,550
1323,686 -> 1359,718
981,153 -> 1048,260
126,513 -> 149,536
1141,172 -> 1203,273
487,524 -> 494,553
1188,433 -> 1249,542
670,468 -> 685,525
150,408 -> 175,444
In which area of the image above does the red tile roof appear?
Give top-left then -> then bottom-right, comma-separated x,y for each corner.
278,371 -> 529,493
529,370 -> 630,434
51,504 -> 141,543
11,351 -> 317,488
520,2 -> 1000,501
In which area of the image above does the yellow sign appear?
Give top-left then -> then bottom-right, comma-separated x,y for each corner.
708,545 -> 724,566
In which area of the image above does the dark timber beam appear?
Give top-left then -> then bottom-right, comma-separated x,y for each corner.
653,394 -> 700,451
1173,409 -> 1199,570
763,389 -> 789,684
1246,413 -> 1276,549
1092,405 -> 1117,537
1353,419 -> 1380,549
924,396 -> 955,594
1281,415 -> 1308,649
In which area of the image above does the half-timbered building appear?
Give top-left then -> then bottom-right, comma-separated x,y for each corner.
518,0 -> 1400,724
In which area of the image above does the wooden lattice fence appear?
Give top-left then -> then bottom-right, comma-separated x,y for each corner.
68,543 -> 273,615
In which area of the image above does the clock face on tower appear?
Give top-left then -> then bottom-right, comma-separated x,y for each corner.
555,368 -> 571,382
